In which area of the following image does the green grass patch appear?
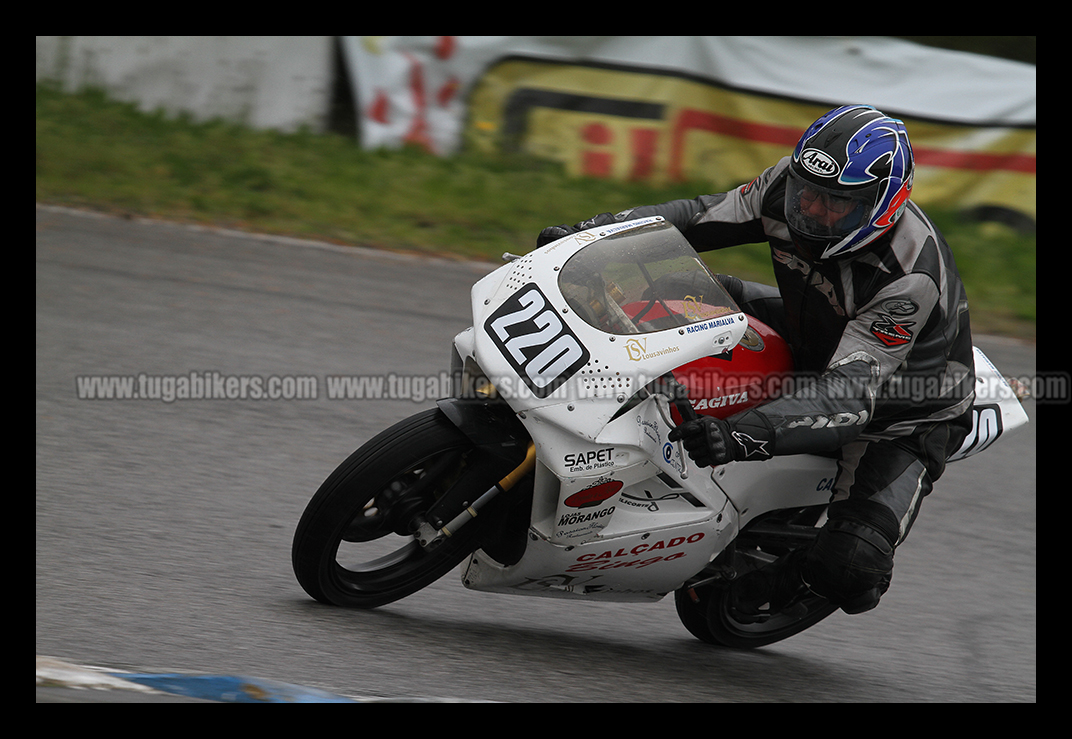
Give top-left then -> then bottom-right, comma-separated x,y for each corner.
36,84 -> 1034,339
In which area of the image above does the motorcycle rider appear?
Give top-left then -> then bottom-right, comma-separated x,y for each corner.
537,105 -> 976,619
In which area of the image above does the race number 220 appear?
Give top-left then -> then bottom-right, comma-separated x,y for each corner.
485,283 -> 590,397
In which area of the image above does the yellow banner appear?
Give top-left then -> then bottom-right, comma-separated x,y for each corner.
466,58 -> 1035,222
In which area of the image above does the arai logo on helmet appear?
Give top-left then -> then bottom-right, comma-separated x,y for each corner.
799,148 -> 840,178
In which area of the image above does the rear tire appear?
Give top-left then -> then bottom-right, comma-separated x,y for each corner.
292,409 -> 509,608
675,585 -> 837,649
674,505 -> 838,648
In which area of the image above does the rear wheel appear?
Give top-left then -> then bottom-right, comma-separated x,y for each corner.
675,584 -> 837,649
674,505 -> 838,648
292,409 -> 517,608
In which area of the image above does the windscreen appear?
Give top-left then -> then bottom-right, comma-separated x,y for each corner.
558,220 -> 739,335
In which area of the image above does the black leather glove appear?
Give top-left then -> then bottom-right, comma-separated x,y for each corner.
537,225 -> 575,247
669,416 -> 734,467
536,212 -> 621,247
669,415 -> 774,467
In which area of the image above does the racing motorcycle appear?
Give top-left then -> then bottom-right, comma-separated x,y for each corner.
292,217 -> 1028,648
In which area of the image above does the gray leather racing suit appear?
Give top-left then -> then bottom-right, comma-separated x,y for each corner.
549,156 -> 977,612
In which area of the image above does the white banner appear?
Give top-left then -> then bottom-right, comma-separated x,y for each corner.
343,36 -> 1035,219
342,36 -> 1035,151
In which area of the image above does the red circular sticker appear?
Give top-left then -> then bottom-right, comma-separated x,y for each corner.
564,480 -> 624,508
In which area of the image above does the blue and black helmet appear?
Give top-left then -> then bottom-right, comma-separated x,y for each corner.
785,105 -> 914,260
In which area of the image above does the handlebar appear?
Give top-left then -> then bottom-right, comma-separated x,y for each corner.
655,372 -> 697,425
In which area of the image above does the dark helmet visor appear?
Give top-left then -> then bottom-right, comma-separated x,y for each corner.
785,170 -> 880,241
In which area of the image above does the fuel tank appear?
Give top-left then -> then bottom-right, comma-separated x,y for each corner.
670,315 -> 793,421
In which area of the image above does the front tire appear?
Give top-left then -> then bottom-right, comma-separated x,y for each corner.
292,408 -> 513,608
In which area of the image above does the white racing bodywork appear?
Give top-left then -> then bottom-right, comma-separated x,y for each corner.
948,346 -> 1030,461
449,217 -> 1028,602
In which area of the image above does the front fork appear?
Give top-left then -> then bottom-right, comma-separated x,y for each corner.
414,443 -> 535,549
410,395 -> 534,549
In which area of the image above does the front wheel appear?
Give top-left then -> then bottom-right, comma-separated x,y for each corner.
292,408 -> 516,608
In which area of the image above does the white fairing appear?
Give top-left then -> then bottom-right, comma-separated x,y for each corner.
947,347 -> 1030,461
469,217 -> 747,436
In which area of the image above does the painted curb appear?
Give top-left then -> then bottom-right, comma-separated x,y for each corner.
37,656 -> 355,703
37,656 -> 496,703
114,673 -> 357,703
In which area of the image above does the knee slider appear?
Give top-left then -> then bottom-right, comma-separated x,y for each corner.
804,516 -> 896,612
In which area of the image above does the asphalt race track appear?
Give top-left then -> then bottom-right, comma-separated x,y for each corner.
36,205 -> 1036,702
